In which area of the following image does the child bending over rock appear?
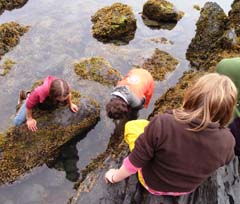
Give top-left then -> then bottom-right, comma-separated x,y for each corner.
13,76 -> 78,132
106,68 -> 154,120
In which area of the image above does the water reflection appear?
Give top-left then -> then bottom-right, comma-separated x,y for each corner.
48,132 -> 90,183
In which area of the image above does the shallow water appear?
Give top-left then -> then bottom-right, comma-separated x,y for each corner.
0,0 -> 232,203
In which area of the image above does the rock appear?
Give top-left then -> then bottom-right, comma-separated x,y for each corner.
141,48 -> 179,81
228,0 -> 240,36
0,22 -> 29,58
74,57 -> 122,86
186,2 -> 228,70
142,0 -> 184,23
91,3 -> 137,44
0,0 -> 28,15
0,93 -> 100,185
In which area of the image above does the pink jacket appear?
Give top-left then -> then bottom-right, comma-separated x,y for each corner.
26,76 -> 56,109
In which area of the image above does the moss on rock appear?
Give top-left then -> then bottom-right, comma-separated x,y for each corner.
74,57 -> 122,86
91,3 -> 136,43
0,22 -> 29,58
141,48 -> 178,81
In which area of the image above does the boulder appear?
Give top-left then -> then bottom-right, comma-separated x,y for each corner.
91,3 -> 136,44
142,0 -> 184,23
186,2 -> 228,69
0,93 -> 100,185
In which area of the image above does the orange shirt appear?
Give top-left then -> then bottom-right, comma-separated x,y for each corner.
117,69 -> 154,108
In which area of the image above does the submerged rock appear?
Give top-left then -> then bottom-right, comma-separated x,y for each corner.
0,93 -> 100,185
0,59 -> 16,76
91,3 -> 137,44
141,48 -> 178,81
142,0 -> 184,23
0,0 -> 28,15
186,2 -> 228,69
0,22 -> 29,58
74,57 -> 122,86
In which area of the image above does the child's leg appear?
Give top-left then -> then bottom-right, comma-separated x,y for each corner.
124,119 -> 149,152
13,100 -> 27,126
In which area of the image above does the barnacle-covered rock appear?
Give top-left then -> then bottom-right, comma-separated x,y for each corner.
0,92 -> 100,185
74,57 -> 122,86
141,48 -> 178,81
91,3 -> 136,44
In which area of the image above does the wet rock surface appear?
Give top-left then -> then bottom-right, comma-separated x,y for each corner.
91,3 -> 137,44
0,94 -> 100,185
74,57 -> 122,86
141,48 -> 178,81
0,0 -> 28,15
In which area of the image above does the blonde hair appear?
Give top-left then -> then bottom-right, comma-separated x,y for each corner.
173,73 -> 237,131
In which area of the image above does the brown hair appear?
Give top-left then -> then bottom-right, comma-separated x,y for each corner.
49,79 -> 70,102
106,97 -> 130,119
173,73 -> 237,131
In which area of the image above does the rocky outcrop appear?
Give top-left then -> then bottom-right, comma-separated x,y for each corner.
91,3 -> 136,44
74,57 -> 122,86
186,2 -> 228,69
141,48 -> 178,81
0,22 -> 29,58
0,93 -> 100,185
0,0 -> 28,15
142,0 -> 183,30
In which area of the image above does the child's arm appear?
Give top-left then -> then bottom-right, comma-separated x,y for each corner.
67,93 -> 79,112
105,164 -> 133,183
105,157 -> 139,183
26,108 -> 37,132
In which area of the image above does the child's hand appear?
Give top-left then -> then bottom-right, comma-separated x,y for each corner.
26,118 -> 37,132
70,103 -> 78,113
104,169 -> 118,184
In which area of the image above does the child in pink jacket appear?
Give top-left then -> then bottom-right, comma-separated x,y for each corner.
13,76 -> 78,131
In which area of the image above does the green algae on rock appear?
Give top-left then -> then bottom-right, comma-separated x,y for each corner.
0,58 -> 15,76
74,57 -> 122,86
91,3 -> 137,44
142,0 -> 184,23
141,48 -> 178,81
0,0 -> 28,15
0,22 -> 29,58
0,94 -> 100,185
